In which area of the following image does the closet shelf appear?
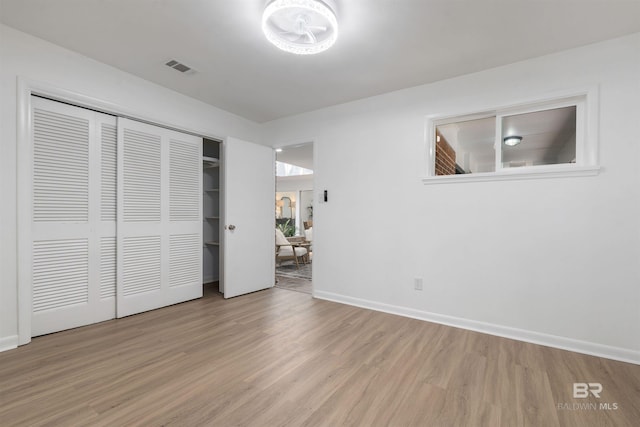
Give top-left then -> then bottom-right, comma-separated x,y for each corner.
204,241 -> 220,247
205,189 -> 220,192
205,216 -> 220,220
203,156 -> 220,168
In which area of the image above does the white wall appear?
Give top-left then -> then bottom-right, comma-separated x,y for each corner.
0,25 -> 261,349
299,190 -> 314,225
276,174 -> 314,192
263,33 -> 640,362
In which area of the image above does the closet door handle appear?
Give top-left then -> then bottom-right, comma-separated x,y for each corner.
227,224 -> 236,231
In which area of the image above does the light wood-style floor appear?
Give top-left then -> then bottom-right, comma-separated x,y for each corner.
275,275 -> 312,294
1,286 -> 639,426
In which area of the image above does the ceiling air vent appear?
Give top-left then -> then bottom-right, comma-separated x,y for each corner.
165,59 -> 195,74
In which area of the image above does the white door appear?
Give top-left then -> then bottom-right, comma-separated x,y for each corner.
116,118 -> 202,317
30,97 -> 117,336
222,137 -> 275,298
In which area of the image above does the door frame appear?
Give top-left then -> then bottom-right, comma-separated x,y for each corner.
16,77 -> 228,345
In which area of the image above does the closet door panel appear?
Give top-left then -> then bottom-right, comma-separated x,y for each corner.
167,132 -> 202,300
123,128 -> 162,222
100,123 -> 117,222
30,97 -> 116,336
117,119 -> 201,318
170,138 -> 200,221
169,233 -> 201,288
98,121 -> 118,301
117,119 -> 164,317
100,237 -> 117,299
33,238 -> 89,312
33,108 -> 89,222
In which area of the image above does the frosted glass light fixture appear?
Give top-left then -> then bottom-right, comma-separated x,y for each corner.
262,0 -> 338,55
504,136 -> 523,146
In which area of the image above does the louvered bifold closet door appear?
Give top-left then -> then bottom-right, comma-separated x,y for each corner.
30,97 -> 117,336
116,118 -> 202,318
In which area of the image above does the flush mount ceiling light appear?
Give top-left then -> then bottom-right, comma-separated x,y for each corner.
504,135 -> 523,146
262,0 -> 338,55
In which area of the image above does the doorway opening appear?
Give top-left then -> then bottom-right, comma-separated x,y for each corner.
274,142 -> 314,294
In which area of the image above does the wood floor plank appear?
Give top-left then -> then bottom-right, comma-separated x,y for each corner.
514,364 -> 561,427
0,286 -> 638,426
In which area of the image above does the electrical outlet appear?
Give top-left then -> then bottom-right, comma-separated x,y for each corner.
414,277 -> 423,291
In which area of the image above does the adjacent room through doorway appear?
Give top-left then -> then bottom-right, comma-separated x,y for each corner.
274,142 -> 314,294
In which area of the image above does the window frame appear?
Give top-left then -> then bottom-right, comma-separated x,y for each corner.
423,87 -> 600,184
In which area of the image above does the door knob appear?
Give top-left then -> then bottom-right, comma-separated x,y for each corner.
228,224 -> 236,230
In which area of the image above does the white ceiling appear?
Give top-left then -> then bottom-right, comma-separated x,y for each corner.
2,1 -> 640,123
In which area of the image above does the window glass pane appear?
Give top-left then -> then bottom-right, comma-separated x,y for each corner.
501,106 -> 576,168
435,116 -> 496,175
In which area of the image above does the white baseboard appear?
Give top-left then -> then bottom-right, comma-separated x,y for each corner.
314,290 -> 640,365
0,335 -> 19,353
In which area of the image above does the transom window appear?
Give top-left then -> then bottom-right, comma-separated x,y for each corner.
425,92 -> 599,183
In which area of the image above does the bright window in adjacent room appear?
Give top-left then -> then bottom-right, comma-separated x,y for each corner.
276,161 -> 313,177
426,93 -> 599,182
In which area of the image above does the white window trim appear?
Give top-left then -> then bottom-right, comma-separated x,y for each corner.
422,86 -> 600,184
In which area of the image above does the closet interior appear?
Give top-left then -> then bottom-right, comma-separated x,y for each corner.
202,139 -> 223,293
